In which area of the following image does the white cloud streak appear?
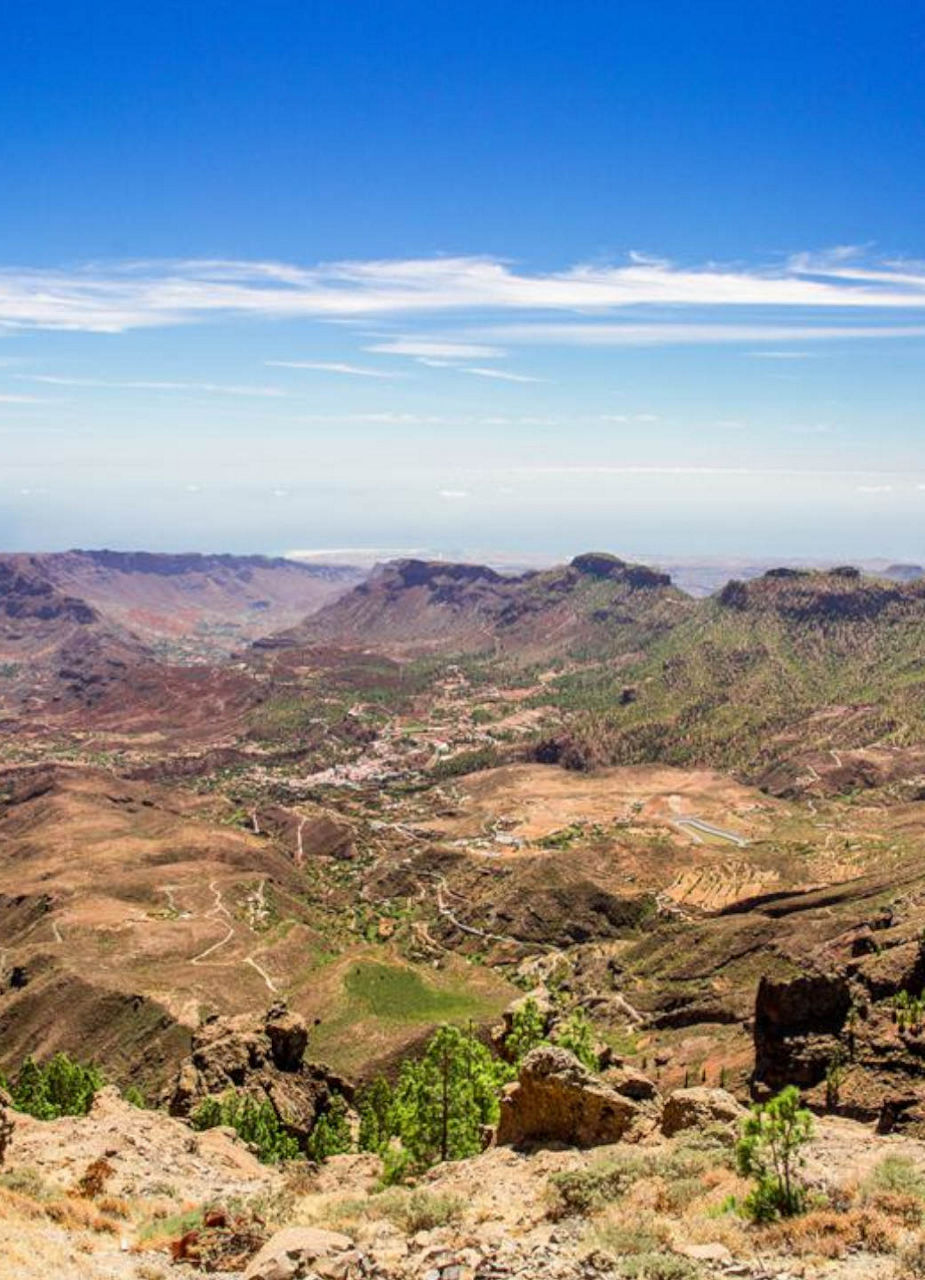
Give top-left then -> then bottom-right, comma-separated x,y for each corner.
482,323 -> 925,347
458,366 -> 545,382
365,339 -> 505,359
265,360 -> 398,378
2,249 -> 925,334
19,374 -> 284,397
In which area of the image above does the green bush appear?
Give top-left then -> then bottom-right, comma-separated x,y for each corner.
191,1091 -> 299,1164
305,1094 -> 353,1163
554,1007 -> 598,1070
735,1086 -> 813,1221
505,997 -> 547,1063
7,1054 -> 103,1120
863,1154 -> 925,1200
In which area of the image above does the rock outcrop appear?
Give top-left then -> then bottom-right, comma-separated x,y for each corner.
167,1003 -> 352,1148
496,1046 -> 646,1148
660,1087 -> 745,1137
243,1226 -> 358,1280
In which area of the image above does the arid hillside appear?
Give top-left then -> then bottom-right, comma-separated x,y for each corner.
28,550 -> 363,660
0,556 -> 152,713
263,552 -> 692,661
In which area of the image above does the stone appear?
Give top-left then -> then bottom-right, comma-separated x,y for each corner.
243,1227 -> 354,1280
496,1045 -> 644,1148
660,1086 -> 745,1136
603,1064 -> 660,1102
680,1242 -> 733,1262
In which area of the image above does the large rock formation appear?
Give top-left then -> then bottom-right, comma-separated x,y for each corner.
661,1087 -> 745,1137
496,1046 -> 648,1148
167,1003 -> 352,1148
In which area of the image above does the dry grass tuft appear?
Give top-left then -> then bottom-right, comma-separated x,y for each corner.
759,1207 -> 897,1259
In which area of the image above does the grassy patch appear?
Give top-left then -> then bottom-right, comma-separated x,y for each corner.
344,961 -> 490,1021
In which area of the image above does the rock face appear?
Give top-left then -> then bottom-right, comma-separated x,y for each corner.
167,1003 -> 352,1148
243,1226 -> 357,1280
660,1087 -> 745,1137
496,1046 -> 645,1148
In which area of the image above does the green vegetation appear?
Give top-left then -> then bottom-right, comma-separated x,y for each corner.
305,1093 -> 353,1163
430,744 -> 502,779
191,1092 -> 299,1164
358,1023 -> 510,1173
344,961 -> 489,1021
735,1086 -> 813,1221
893,989 -> 925,1032
3,1054 -> 103,1120
863,1154 -> 925,1202
504,997 -> 599,1071
505,997 -> 547,1062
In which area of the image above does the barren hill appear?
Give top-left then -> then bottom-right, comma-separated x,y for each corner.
32,549 -> 363,660
261,551 -> 692,660
0,556 -> 152,713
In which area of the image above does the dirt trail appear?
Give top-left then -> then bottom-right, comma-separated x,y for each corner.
190,879 -> 235,964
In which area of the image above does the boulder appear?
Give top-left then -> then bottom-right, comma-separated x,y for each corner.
496,1046 -> 644,1148
603,1064 -> 661,1103
660,1087 -> 745,1137
243,1227 -> 356,1280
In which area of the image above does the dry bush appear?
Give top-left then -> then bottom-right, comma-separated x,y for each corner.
865,1189 -> 924,1226
325,1187 -> 464,1235
592,1207 -> 673,1257
0,1184 -> 48,1222
97,1193 -> 132,1219
759,1207 -> 897,1259
75,1156 -> 115,1199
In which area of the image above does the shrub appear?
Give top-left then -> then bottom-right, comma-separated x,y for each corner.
759,1207 -> 897,1258
615,1254 -> 702,1280
548,1155 -> 649,1217
191,1092 -> 299,1164
863,1153 -> 925,1201
305,1094 -> 352,1163
735,1086 -> 813,1221
553,1007 -> 599,1071
595,1210 -> 671,1256
9,1054 -> 103,1120
505,997 -> 547,1063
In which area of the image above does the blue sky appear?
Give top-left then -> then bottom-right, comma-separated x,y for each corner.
2,0 -> 924,560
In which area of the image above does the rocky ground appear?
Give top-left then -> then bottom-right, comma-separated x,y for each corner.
5,1057 -> 925,1280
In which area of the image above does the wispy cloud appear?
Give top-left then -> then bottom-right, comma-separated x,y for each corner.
458,366 -> 545,383
19,374 -> 283,397
365,339 -> 504,359
438,489 -> 469,499
747,350 -> 817,359
483,322 -> 925,347
3,249 -> 925,333
264,360 -> 397,378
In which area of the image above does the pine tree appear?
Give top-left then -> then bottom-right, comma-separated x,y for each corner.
360,1023 -> 508,1171
306,1093 -> 352,1162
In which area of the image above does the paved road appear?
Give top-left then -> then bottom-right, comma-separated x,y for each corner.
672,816 -> 749,848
